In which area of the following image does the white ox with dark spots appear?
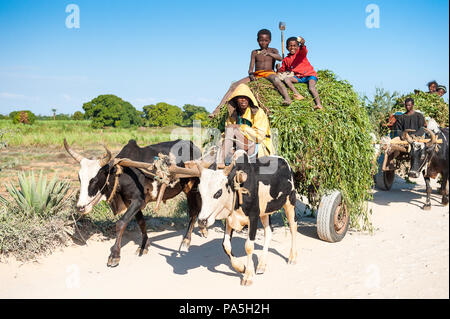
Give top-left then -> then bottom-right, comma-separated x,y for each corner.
196,150 -> 298,286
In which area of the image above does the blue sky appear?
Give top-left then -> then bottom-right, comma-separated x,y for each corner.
0,0 -> 448,115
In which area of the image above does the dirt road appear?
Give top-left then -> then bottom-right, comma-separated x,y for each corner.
0,177 -> 448,298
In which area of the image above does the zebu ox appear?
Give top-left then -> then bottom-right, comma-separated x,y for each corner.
404,127 -> 449,209
195,151 -> 298,286
64,138 -> 206,267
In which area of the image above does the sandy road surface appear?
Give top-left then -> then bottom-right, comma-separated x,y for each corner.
0,177 -> 448,299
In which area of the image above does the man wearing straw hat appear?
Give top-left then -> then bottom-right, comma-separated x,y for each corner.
217,83 -> 274,168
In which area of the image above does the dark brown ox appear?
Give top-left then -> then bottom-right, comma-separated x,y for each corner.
404,128 -> 449,209
64,138 -> 206,267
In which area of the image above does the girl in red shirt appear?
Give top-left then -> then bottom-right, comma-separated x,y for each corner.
278,36 -> 323,109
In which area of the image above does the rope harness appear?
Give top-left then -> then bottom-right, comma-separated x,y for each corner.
233,171 -> 250,205
107,164 -> 123,203
104,155 -> 180,205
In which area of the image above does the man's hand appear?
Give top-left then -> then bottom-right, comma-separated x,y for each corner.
297,36 -> 305,46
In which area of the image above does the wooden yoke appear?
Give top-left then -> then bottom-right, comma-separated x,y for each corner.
112,155 -> 210,211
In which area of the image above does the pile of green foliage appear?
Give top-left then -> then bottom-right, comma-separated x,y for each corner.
392,91 -> 449,125
10,110 -> 36,125
371,91 -> 449,137
208,70 -> 375,230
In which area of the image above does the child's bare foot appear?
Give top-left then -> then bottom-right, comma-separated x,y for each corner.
293,93 -> 304,101
314,104 -> 323,110
282,98 -> 292,106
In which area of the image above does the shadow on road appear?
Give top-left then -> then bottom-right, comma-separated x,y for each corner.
373,177 -> 445,209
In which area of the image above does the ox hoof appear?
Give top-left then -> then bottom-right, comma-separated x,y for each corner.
107,256 -> 120,267
135,248 -> 149,256
422,204 -> 431,211
442,199 -> 449,206
199,228 -> 209,238
256,264 -> 266,275
179,240 -> 190,253
240,278 -> 253,286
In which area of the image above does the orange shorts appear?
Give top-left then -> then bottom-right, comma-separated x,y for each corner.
253,70 -> 276,79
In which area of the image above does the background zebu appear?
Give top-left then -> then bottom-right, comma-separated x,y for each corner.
404,127 -> 449,209
64,138 -> 205,267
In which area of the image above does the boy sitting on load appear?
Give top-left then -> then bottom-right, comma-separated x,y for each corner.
278,36 -> 323,110
211,29 -> 292,118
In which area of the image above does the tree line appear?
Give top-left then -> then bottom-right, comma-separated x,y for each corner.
0,94 -> 210,128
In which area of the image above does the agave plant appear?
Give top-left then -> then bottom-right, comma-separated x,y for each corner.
4,170 -> 71,217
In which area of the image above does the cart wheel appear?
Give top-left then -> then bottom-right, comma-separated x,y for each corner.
317,190 -> 349,243
374,154 -> 395,190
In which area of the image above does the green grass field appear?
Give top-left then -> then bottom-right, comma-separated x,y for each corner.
0,119 -> 199,148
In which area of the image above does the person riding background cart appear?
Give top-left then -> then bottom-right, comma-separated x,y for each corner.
383,98 -> 426,171
392,98 -> 426,138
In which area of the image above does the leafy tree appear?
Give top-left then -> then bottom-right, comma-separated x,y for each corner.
143,102 -> 183,127
9,111 -> 19,119
181,104 -> 209,126
51,108 -> 57,120
12,110 -> 36,125
363,87 -> 400,137
82,94 -> 142,129
72,111 -> 85,121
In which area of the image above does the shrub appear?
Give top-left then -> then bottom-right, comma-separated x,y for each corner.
72,111 -> 85,121
2,170 -> 71,217
12,110 -> 36,125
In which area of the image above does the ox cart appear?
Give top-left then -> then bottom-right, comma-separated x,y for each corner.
112,145 -> 350,244
374,129 -> 443,191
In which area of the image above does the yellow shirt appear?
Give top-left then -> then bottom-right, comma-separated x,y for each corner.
225,107 -> 274,157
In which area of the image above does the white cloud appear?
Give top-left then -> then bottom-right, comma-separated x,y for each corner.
0,92 -> 39,101
0,72 -> 88,82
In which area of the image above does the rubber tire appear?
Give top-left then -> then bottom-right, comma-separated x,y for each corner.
374,154 -> 395,191
316,190 -> 349,243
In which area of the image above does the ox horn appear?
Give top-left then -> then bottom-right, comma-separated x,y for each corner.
235,170 -> 247,184
63,138 -> 84,163
99,145 -> 112,167
424,128 -> 437,148
195,161 -> 204,175
402,129 -> 414,144
222,161 -> 235,176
